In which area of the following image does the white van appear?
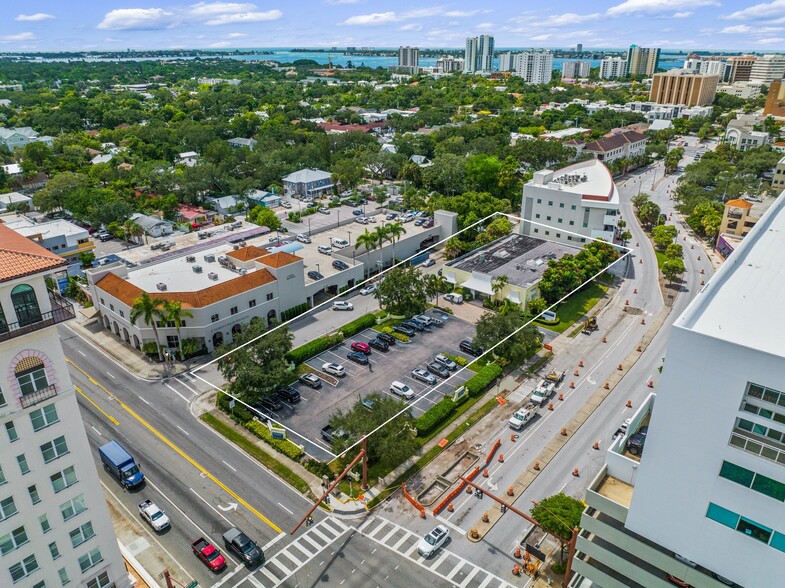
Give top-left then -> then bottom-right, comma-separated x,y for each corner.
390,381 -> 414,400
330,238 -> 349,249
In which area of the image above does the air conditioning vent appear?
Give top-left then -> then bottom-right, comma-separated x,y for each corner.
204,254 -> 216,262
192,265 -> 203,273
238,268 -> 248,275
208,272 -> 219,280
186,255 -> 196,263
156,282 -> 167,291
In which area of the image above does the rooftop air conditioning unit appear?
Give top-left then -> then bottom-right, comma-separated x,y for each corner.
208,272 -> 219,280
238,268 -> 248,275
186,255 -> 196,263
156,282 -> 167,291
204,254 -> 216,262
240,241 -> 247,247
233,244 -> 239,250
192,265 -> 203,273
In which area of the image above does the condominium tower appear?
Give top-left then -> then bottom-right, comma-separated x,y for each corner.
649,69 -> 720,106
513,51 -> 553,84
599,57 -> 627,79
464,35 -> 494,74
573,193 -> 785,588
626,45 -> 660,76
0,225 -> 130,588
562,60 -> 591,79
397,46 -> 419,68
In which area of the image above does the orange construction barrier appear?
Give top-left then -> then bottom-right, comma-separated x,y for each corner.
593,441 -> 600,450
482,512 -> 489,523
569,381 -> 575,389
533,461 -> 540,470
604,381 -> 610,390
561,427 -> 568,436
578,359 -> 584,367
498,454 -> 504,463
548,402 -> 554,411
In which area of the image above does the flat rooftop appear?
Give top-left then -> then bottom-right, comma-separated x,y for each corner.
596,474 -> 634,508
5,218 -> 88,238
679,189 -> 785,359
447,232 -> 582,288
527,159 -> 620,204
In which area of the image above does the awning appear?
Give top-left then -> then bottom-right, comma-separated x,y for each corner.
460,276 -> 493,295
444,272 -> 457,284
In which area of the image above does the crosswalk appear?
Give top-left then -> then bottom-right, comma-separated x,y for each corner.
225,515 -> 517,588
358,517 -> 517,588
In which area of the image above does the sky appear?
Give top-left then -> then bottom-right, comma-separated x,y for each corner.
1,1 -> 784,52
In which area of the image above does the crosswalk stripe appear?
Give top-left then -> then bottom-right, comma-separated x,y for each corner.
460,566 -> 481,587
300,534 -> 322,551
268,558 -> 292,575
259,566 -> 280,585
310,527 -> 331,543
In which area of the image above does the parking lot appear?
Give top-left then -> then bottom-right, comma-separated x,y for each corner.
263,309 -> 478,460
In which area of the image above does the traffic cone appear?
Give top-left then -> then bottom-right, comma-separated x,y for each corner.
482,512 -> 489,523
498,454 -> 504,463
447,503 -> 454,512
570,381 -> 575,389
534,461 -> 540,470
548,402 -> 554,411
510,433 -> 518,442
471,528 -> 479,539
514,547 -> 522,559
420,511 -> 426,519
483,468 -> 489,478
697,255 -> 701,260
648,380 -> 654,388
466,487 -> 473,494
625,299 -> 629,306
573,468 -> 580,477
507,486 -> 515,496
602,336 -> 607,343
626,400 -> 632,408
604,381 -> 610,390
639,258 -> 643,264
701,268 -> 705,274
512,565 -> 521,576
641,318 -> 646,325
558,392 -> 564,401
637,344 -> 642,352
561,427 -> 568,436
578,359 -> 584,367
633,288 -> 638,294
574,369 -> 580,376
700,280 -> 705,285
593,441 -> 600,450
618,363 -> 623,371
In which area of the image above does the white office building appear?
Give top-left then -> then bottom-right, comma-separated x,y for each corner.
498,51 -> 514,72
750,54 -> 785,83
0,225 -> 130,588
520,159 -> 619,244
599,57 -> 627,79
464,35 -> 494,74
683,58 -> 726,77
573,191 -> 785,588
513,52 -> 554,84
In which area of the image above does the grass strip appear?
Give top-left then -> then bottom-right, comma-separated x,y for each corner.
548,283 -> 609,334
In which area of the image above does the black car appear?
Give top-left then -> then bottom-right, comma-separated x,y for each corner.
377,332 -> 396,345
626,426 -> 649,456
277,386 -> 301,404
346,350 -> 369,365
459,339 -> 482,357
368,337 -> 389,351
408,317 -> 429,330
299,373 -> 322,389
250,404 -> 270,421
393,324 -> 415,337
427,362 -> 449,378
258,396 -> 283,412
332,259 -> 349,271
307,270 -> 324,280
402,320 -> 424,332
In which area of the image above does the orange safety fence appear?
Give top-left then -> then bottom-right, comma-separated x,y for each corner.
402,483 -> 425,517
484,438 -> 502,466
432,465 -> 479,515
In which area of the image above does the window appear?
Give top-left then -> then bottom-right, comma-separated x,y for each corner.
5,422 -> 18,442
86,571 -> 112,588
11,284 -> 41,327
752,474 -> 785,501
60,495 -> 87,521
0,466 -> 5,486
69,522 -> 95,547
49,542 -> 60,560
30,404 -> 58,431
78,548 -> 102,573
559,203 -> 564,208
535,214 -> 540,219
557,218 -> 563,224
109,304 -> 114,312
15,455 -> 29,475
536,198 -> 542,204
28,486 -> 40,505
119,310 -> 124,318
9,554 -> 38,582
556,233 -> 561,239
230,306 -> 238,315
571,205 -> 577,210
58,568 -> 69,586
544,231 -> 550,236
772,532 -> 785,554
546,216 -> 551,221
0,527 -> 28,555
32,582 -> 45,588
547,200 -> 553,206
0,497 -> 17,520
99,298 -> 104,305
249,300 -> 256,308
738,517 -> 772,543
39,514 -> 50,534
0,389 -> 6,407
211,314 -> 219,323
50,466 -> 77,493
266,293 -> 274,301
41,437 -> 69,463
533,228 -> 539,233
719,461 -> 754,487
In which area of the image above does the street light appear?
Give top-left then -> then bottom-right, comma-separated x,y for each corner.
316,263 -> 320,275
307,217 -> 312,237
347,230 -> 352,246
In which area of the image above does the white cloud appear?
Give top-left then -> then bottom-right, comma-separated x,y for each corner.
15,13 -> 55,22
530,29 -> 596,41
326,0 -> 362,4
724,0 -> 785,20
189,2 -> 256,17
399,23 -> 422,31
209,40 -> 233,47
607,0 -> 718,16
670,11 -> 692,18
0,32 -> 38,43
203,10 -> 282,25
757,37 -> 785,43
226,32 -> 248,38
527,12 -> 602,28
341,6 -> 442,26
98,8 -> 174,30
443,10 -> 480,17
720,24 -> 783,34
476,22 -> 495,31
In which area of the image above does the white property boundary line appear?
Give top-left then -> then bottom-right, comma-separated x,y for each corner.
190,211 -> 632,462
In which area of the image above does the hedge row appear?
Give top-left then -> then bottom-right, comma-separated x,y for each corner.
282,302 -> 308,322
414,396 -> 464,436
465,364 -> 503,397
245,420 -> 304,460
379,325 -> 409,343
286,333 -> 344,365
338,313 -> 377,338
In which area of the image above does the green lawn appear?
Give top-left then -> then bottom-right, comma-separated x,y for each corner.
654,250 -> 667,269
548,282 -> 609,334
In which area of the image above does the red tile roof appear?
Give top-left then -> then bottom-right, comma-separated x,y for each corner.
227,246 -> 267,261
0,224 -> 67,282
258,251 -> 301,268
584,130 -> 648,153
95,268 -> 277,308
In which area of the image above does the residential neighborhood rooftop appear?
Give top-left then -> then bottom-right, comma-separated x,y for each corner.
0,223 -> 66,282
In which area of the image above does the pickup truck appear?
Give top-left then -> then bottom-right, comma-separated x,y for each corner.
138,499 -> 170,531
191,537 -> 226,571
98,440 -> 144,489
509,408 -> 534,430
530,381 -> 556,406
545,370 -> 565,384
223,527 -> 263,566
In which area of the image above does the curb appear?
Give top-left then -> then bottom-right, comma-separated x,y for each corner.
118,539 -> 160,588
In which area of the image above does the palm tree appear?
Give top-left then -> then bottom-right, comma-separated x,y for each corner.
162,300 -> 194,360
130,292 -> 166,360
424,274 -> 449,307
354,229 -> 377,278
385,221 -> 406,264
130,221 -> 145,245
491,275 -> 509,302
373,225 -> 389,272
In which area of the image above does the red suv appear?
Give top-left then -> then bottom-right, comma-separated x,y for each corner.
351,341 -> 371,354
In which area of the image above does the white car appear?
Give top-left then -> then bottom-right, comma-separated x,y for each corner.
332,301 -> 354,311
411,368 -> 437,385
366,215 -> 376,223
360,284 -> 377,296
444,293 -> 463,304
138,499 -> 170,531
281,201 -> 292,209
318,245 -> 333,255
390,381 -> 414,400
322,362 -> 346,377
417,525 -> 449,557
296,233 -> 312,244
422,258 -> 436,267
434,353 -> 457,371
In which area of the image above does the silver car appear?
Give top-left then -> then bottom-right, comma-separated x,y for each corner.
411,368 -> 437,385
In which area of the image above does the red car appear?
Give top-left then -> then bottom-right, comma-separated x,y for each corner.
192,537 -> 226,572
350,341 -> 371,354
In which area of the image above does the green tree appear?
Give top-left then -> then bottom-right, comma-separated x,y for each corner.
491,275 -> 509,301
527,297 -> 547,317
130,293 -> 166,361
374,266 -> 427,316
385,221 -> 406,262
665,243 -> 683,260
631,192 -> 650,212
662,258 -> 685,284
216,320 -> 293,404
32,171 -> 88,213
637,200 -> 661,229
355,229 -> 378,277
162,300 -> 194,360
331,157 -> 364,191
247,205 -> 282,231
78,251 -> 95,270
329,393 -> 417,468
530,493 -> 584,562
473,311 -> 542,364
424,273 -> 449,307
651,224 -> 677,250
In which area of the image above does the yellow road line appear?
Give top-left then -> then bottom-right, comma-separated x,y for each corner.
75,385 -> 120,426
66,358 -> 282,534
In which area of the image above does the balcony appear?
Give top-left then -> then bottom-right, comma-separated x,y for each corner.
20,384 -> 58,408
0,292 -> 75,343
